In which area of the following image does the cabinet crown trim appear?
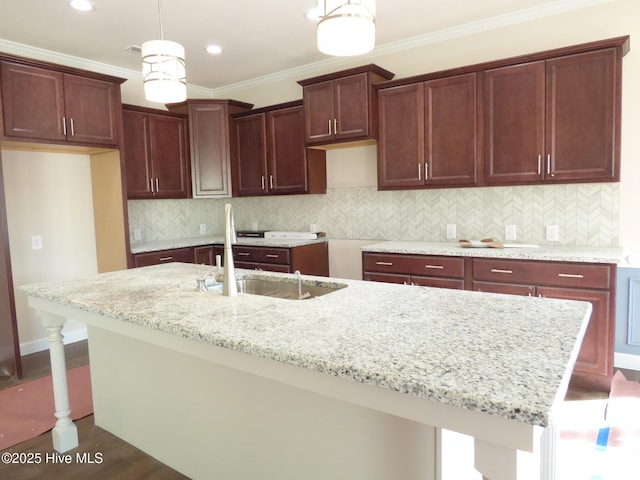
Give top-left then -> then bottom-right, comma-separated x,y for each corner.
297,64 -> 395,86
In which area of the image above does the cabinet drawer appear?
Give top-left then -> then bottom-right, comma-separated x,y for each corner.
363,253 -> 464,278
472,259 -> 611,289
134,247 -> 194,267
233,246 -> 260,262
259,248 -> 290,265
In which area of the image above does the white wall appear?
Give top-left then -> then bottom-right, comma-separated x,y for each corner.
2,150 -> 97,354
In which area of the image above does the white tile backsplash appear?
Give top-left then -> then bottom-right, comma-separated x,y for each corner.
128,182 -> 620,247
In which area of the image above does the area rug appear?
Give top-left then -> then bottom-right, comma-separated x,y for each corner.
0,365 -> 93,450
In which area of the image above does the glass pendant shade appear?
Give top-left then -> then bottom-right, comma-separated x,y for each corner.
316,0 -> 376,56
142,39 -> 186,103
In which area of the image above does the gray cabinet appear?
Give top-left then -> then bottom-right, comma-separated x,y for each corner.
615,267 -> 640,363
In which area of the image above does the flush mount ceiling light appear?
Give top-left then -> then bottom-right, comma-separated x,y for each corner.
141,0 -> 186,103
316,0 -> 376,57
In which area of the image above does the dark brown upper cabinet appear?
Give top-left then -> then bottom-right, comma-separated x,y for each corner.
1,61 -> 121,147
378,73 -> 478,190
298,64 -> 394,147
374,35 -> 628,191
234,101 -> 326,197
166,100 -> 253,198
122,105 -> 190,199
485,48 -> 620,184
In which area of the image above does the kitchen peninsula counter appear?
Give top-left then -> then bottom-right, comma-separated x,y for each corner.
19,264 -> 592,480
362,240 -> 623,264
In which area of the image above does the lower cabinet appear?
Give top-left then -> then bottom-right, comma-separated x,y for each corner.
363,252 -> 616,391
134,242 -> 329,277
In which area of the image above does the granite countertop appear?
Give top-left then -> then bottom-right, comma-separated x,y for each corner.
18,263 -> 591,428
130,235 -> 328,254
362,241 -> 624,264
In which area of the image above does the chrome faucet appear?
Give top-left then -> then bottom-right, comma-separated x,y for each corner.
222,203 -> 237,296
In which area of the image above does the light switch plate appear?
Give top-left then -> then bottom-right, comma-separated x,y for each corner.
505,225 -> 517,241
133,229 -> 142,241
199,224 -> 206,235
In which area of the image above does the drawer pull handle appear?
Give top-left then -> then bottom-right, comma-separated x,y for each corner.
558,273 -> 584,279
265,254 -> 279,258
376,261 -> 393,266
159,256 -> 173,261
237,252 -> 251,257
490,269 -> 513,274
424,265 -> 444,270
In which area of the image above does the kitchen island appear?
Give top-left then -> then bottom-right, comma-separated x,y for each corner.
18,263 -> 592,480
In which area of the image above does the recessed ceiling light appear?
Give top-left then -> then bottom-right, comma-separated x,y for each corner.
206,45 -> 223,55
69,0 -> 94,11
306,8 -> 320,21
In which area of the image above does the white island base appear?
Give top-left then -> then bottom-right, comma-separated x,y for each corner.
31,296 -> 553,480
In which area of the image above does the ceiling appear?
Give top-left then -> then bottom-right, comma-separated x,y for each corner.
0,0 -> 608,90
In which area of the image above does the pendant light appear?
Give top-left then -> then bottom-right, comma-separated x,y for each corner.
141,0 -> 186,103
316,0 -> 376,57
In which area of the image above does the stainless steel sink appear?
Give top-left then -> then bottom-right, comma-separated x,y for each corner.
209,277 -> 346,300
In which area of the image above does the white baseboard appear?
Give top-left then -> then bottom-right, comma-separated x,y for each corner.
614,352 -> 640,371
19,327 -> 88,356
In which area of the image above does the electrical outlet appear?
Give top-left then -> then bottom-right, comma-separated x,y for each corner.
505,225 -> 517,241
446,224 -> 457,240
133,229 -> 142,241
31,235 -> 43,250
546,225 -> 560,242
199,224 -> 206,235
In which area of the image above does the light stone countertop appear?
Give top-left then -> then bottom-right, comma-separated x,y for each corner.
362,241 -> 624,264
130,235 -> 328,254
17,263 -> 591,428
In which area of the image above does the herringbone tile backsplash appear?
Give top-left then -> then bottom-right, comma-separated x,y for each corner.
128,183 -> 619,246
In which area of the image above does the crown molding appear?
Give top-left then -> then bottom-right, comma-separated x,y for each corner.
0,0 -> 615,99
209,0 -> 615,97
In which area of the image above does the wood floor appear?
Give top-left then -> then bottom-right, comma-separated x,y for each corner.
0,341 -> 188,480
0,341 -> 633,479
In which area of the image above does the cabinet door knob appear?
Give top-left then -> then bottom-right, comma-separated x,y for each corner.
261,175 -> 266,191
424,162 -> 429,181
150,178 -> 155,193
155,178 -> 159,192
417,163 -> 422,181
62,117 -> 67,136
269,175 -> 274,190
328,119 -> 332,135
333,118 -> 337,134
70,118 -> 75,136
376,261 -> 393,266
424,265 -> 444,270
547,154 -> 553,176
490,268 -> 513,274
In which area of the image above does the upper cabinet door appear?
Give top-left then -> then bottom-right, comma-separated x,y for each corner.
303,80 -> 335,145
484,61 -> 546,184
377,83 -> 425,189
545,48 -> 618,182
148,113 -> 189,198
235,113 -> 268,196
268,105 -> 308,194
0,61 -> 66,142
334,73 -> 369,141
424,73 -> 478,187
122,109 -> 153,198
189,103 -> 232,197
63,74 -> 119,146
